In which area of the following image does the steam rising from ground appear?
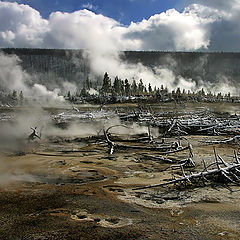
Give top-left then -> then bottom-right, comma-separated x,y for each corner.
0,52 -> 65,103
0,108 -> 42,185
46,114 -> 153,138
0,107 -> 155,186
1,47 -> 235,96
0,156 -> 36,185
0,106 -> 49,151
86,49 -> 236,95
86,50 -> 177,89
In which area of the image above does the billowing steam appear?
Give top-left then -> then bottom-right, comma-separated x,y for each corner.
0,52 -> 65,103
85,50 -> 179,89
85,49 -> 236,95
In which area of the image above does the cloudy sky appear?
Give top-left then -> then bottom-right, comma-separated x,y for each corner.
0,0 -> 239,51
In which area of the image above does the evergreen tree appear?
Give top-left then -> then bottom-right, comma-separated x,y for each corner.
144,85 -> 147,93
131,79 -> 138,95
164,87 -> 169,94
138,79 -> 144,94
176,87 -> 181,96
155,88 -> 161,98
12,90 -> 17,100
86,76 -> 92,90
19,91 -> 24,101
113,76 -> 121,94
102,72 -> 111,93
80,87 -> 87,97
124,79 -> 131,96
148,83 -> 152,93
120,80 -> 125,95
67,91 -> 71,98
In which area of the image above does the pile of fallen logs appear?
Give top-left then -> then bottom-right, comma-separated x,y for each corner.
116,107 -> 240,137
157,116 -> 240,136
103,125 -> 193,157
133,148 -> 240,190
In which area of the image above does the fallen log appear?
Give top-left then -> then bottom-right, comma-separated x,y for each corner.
200,136 -> 240,145
104,129 -> 191,154
133,149 -> 240,190
104,124 -> 187,154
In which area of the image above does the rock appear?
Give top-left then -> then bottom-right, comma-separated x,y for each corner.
162,193 -> 179,200
200,196 -> 221,203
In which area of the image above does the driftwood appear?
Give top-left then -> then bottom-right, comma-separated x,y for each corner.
105,124 -> 153,143
133,148 -> 240,190
104,127 -> 192,155
142,155 -> 195,170
200,136 -> 240,145
144,111 -> 240,136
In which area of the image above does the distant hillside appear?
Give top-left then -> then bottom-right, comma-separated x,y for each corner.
1,48 -> 240,89
1,48 -> 88,90
122,51 -> 240,83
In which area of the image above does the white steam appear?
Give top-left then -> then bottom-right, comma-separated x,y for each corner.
85,50 -> 178,90
87,88 -> 98,95
0,156 -> 36,185
62,81 -> 77,95
0,52 -> 65,103
0,52 -> 29,92
86,49 -> 236,95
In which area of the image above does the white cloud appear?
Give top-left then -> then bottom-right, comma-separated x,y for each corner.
0,1 -> 48,47
190,0 -> 240,12
0,1 -> 239,51
44,9 -> 126,50
125,7 -> 211,51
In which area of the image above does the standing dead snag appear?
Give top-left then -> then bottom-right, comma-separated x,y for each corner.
104,129 -> 115,155
28,127 -> 41,142
133,149 -> 240,190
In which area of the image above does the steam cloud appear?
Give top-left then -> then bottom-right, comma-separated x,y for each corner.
0,156 -> 36,185
0,52 -> 65,103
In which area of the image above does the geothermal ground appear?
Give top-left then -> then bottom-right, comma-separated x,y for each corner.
0,102 -> 240,240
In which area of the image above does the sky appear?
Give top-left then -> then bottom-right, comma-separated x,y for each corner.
0,0 -> 240,51
1,0 -> 186,25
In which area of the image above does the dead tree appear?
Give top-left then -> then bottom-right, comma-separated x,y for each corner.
200,136 -> 240,145
163,119 -> 190,137
28,127 -> 41,142
133,148 -> 240,190
104,125 -> 192,155
105,124 -> 153,143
